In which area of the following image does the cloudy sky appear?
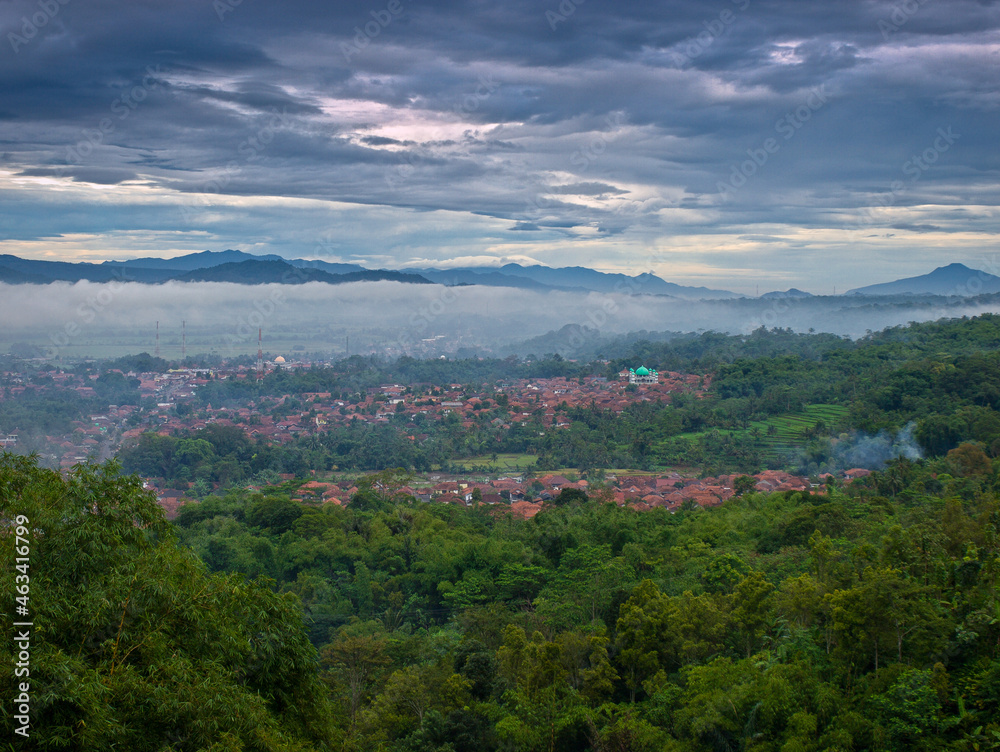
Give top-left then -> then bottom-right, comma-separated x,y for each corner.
1,0 -> 998,294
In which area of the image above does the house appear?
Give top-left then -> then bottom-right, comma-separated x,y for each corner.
510,500 -> 543,519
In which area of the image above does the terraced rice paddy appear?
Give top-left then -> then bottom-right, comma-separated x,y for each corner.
749,404 -> 850,462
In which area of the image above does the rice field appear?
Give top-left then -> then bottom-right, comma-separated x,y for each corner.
748,404 -> 850,462
451,453 -> 538,471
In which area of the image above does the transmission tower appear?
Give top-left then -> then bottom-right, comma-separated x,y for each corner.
256,328 -> 264,380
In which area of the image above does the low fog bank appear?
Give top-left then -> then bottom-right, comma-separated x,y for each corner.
2,281 -> 999,360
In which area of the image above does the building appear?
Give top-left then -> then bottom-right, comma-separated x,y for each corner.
628,366 -> 659,384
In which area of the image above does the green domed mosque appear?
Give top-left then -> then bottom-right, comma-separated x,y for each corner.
628,366 -> 659,384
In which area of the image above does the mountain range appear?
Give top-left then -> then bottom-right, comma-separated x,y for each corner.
409,264 -> 738,299
172,260 -> 433,286
2,251 -> 998,300
0,250 -> 738,298
0,252 -> 429,287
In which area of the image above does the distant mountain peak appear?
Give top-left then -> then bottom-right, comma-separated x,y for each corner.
847,263 -> 1000,297
760,288 -> 813,299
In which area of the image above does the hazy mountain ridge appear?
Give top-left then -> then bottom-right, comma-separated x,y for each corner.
760,288 -> 814,299
846,263 -> 1000,296
102,249 -> 286,271
494,263 -> 738,299
5,252 -> 1000,302
0,253 -> 432,287
174,260 -> 433,286
0,263 -> 51,284
0,251 -> 733,296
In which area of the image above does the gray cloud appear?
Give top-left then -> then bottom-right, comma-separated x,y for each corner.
0,0 -> 997,293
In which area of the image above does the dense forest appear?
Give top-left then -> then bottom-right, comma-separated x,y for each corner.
3,442 -> 999,750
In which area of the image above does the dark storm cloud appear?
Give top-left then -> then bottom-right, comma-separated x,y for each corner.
0,0 -> 998,291
18,166 -> 138,184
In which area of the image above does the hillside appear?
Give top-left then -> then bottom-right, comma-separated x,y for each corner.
172,259 -> 346,284
0,264 -> 50,284
485,263 -> 737,298
847,262 -> 1000,296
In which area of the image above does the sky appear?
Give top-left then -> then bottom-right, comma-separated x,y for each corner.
1,0 -> 998,294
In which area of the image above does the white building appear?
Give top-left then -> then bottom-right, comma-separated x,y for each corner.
628,366 -> 659,384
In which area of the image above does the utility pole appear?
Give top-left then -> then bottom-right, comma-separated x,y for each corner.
256,329 -> 264,380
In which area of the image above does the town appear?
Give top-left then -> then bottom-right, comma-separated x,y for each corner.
1,353 -> 868,520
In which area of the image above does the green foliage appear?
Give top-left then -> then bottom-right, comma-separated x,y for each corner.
7,438 -> 1000,749
0,452 -> 333,750
13,315 -> 1000,748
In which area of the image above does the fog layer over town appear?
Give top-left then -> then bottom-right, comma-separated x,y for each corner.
4,280 -> 1000,359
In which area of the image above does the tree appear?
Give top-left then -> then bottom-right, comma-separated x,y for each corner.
869,668 -> 943,751
246,495 -> 304,533
553,487 -> 588,506
730,571 -> 776,658
615,580 -> 671,702
947,442 -> 992,477
321,626 -> 392,727
0,452 -> 333,750
827,566 -> 943,671
733,475 -> 758,497
703,553 -> 752,594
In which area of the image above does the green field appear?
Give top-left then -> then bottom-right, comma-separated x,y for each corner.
748,404 -> 850,461
659,404 -> 850,466
452,453 -> 538,471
